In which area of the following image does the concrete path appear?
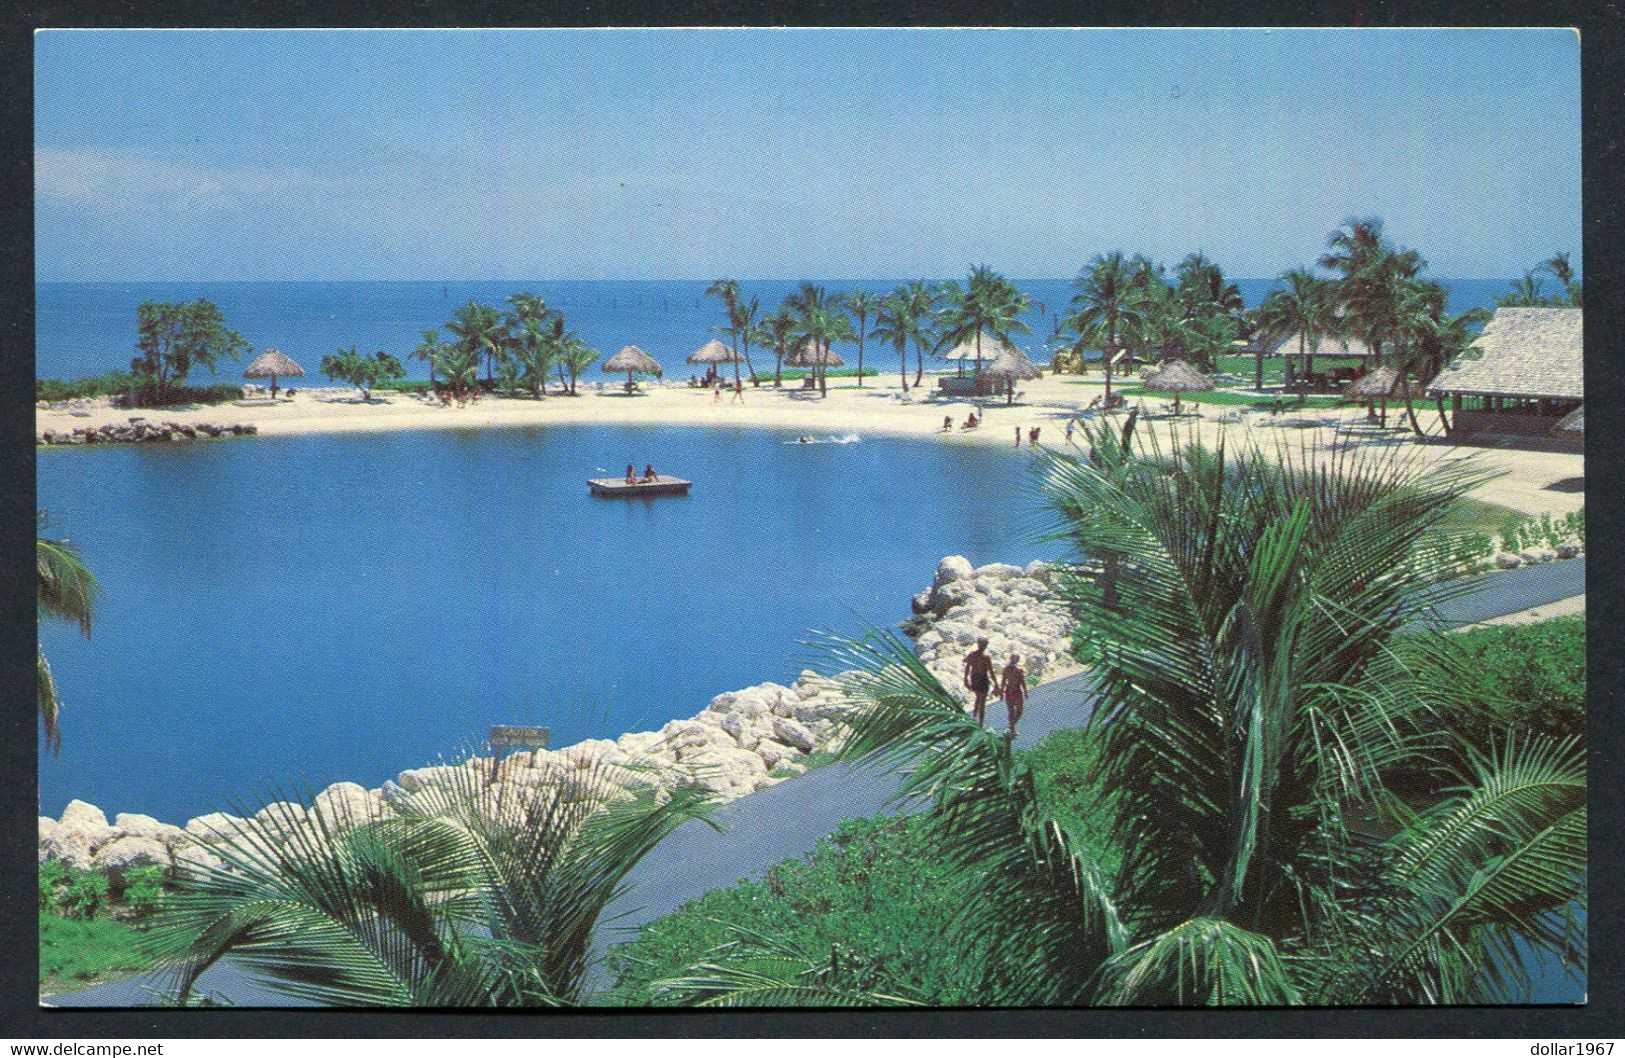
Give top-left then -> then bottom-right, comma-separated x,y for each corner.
47,558 -> 1584,1008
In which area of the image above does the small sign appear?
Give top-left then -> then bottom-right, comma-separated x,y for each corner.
489,725 -> 550,751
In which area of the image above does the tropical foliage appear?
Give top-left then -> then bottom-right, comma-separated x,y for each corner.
130,299 -> 250,407
142,758 -> 714,1006
652,422 -> 1585,1006
319,348 -> 406,401
37,515 -> 98,754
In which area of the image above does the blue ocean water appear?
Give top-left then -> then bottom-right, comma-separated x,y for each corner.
38,426 -> 1062,823
34,277 -> 1513,384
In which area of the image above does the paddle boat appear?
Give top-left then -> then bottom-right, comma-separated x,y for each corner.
588,475 -> 693,498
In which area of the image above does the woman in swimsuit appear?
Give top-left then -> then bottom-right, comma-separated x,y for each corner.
624,464 -> 637,484
999,654 -> 1029,738
642,464 -> 656,482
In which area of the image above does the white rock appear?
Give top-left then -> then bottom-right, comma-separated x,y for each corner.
41,830 -> 95,870
91,836 -> 171,879
172,843 -> 224,875
1494,553 -> 1522,569
974,562 -> 1025,580
184,812 -> 247,844
112,813 -> 188,848
39,816 -> 57,847
1556,543 -> 1580,559
933,555 -> 973,588
59,799 -> 109,832
771,716 -> 819,753
252,801 -> 310,835
310,782 -> 390,828
1024,560 -> 1052,582
397,765 -> 461,793
754,739 -> 798,769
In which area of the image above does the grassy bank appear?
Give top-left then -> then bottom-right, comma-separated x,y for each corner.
38,862 -> 170,997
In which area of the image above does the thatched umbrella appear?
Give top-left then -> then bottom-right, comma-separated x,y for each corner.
785,341 -> 845,369
244,348 -> 304,400
1554,404 -> 1584,435
686,338 -> 739,386
940,334 -> 1016,378
1345,365 -> 1422,426
983,346 -> 1043,406
1140,359 -> 1213,415
602,345 -> 662,392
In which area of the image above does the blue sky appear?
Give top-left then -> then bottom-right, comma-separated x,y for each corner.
35,28 -> 1580,283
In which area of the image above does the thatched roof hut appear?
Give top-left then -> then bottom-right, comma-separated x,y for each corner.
603,346 -> 662,390
603,346 -> 662,376
982,346 -> 1042,405
686,338 -> 739,365
1257,329 -> 1377,360
786,340 -> 845,368
1140,359 -> 1213,414
243,348 -> 304,399
1345,365 -> 1423,400
1427,308 -> 1583,402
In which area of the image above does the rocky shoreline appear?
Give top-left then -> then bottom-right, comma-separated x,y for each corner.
38,555 -> 1075,881
38,419 -> 258,446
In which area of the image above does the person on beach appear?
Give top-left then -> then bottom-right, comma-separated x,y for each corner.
1065,420 -> 1075,444
1015,425 -> 1022,447
713,383 -> 722,403
642,464 -> 657,482
998,654 -> 1029,739
1029,426 -> 1041,446
963,638 -> 995,726
624,464 -> 637,484
943,415 -> 954,432
732,379 -> 744,403
962,411 -> 979,430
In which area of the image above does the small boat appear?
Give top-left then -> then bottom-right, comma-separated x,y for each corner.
588,475 -> 693,498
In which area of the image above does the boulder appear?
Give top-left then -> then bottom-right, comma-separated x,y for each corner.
311,781 -> 391,828
113,813 -> 189,848
91,836 -> 171,880
59,799 -> 110,833
185,811 -> 248,844
171,843 -> 225,875
771,715 -> 819,754
1494,553 -> 1522,570
1556,543 -> 1580,560
754,739 -> 800,769
396,765 -> 462,793
42,830 -> 96,870
933,555 -> 973,588
973,562 -> 1025,581
1024,560 -> 1053,582
252,801 -> 311,835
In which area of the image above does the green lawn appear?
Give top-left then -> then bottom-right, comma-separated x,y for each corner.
39,912 -> 159,996
1058,378 -> 1344,410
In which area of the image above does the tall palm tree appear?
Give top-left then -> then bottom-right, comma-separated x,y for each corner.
37,516 -> 97,754
937,266 -> 1031,378
904,281 -> 938,388
445,301 -> 508,390
758,304 -> 798,388
560,337 -> 600,396
1540,252 -> 1574,288
734,295 -> 761,385
412,329 -> 443,388
870,290 -> 914,394
705,279 -> 747,388
504,295 -> 557,400
145,760 -> 714,1006
1254,269 -> 1336,391
1069,253 -> 1151,407
672,427 -> 1585,1006
843,289 -> 880,387
1498,272 -> 1553,308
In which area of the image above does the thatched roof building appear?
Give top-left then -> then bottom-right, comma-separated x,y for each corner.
940,334 -> 1021,362
686,338 -> 738,365
786,340 -> 845,368
983,346 -> 1043,382
244,349 -> 304,379
1427,307 -> 1583,402
603,345 -> 662,376
1256,330 -> 1376,359
1141,359 -> 1214,394
1345,365 -> 1422,400
1554,404 -> 1584,435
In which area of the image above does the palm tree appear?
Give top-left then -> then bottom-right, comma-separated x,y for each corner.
412,329 -> 443,388
145,757 -> 714,1006
734,295 -> 761,385
937,266 -> 1031,379
1254,269 -> 1336,391
504,295 -> 557,400
430,343 -> 481,404
1540,252 -> 1574,288
844,289 -> 879,387
560,336 -> 599,396
705,279 -> 748,388
870,290 -> 914,394
1068,253 -> 1151,407
904,281 -> 938,388
445,301 -> 508,390
758,304 -> 798,388
1498,272 -> 1553,308
37,516 -> 97,755
674,426 -> 1585,1006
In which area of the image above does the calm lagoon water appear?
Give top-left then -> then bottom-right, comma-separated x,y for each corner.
38,424 -> 1062,823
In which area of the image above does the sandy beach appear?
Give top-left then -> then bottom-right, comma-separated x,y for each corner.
38,372 -> 1584,519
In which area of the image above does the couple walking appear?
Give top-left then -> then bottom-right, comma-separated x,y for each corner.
962,637 -> 1028,737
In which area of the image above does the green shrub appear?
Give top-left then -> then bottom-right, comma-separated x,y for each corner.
39,912 -> 155,993
39,859 -> 70,911
60,868 -> 109,921
1023,726 -> 1121,879
35,372 -> 142,403
603,814 -> 992,1006
1447,616 -> 1585,750
121,865 -> 167,917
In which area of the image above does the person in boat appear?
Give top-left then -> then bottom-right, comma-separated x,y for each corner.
624,464 -> 637,484
997,654 -> 1029,739
963,638 -> 995,726
642,464 -> 657,482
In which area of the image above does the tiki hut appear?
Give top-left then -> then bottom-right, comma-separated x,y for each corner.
1345,365 -> 1425,427
940,334 -> 1019,378
687,338 -> 739,385
243,348 -> 304,400
1427,307 -> 1583,446
983,346 -> 1043,406
602,345 -> 662,392
785,341 -> 845,369
1141,359 -> 1213,415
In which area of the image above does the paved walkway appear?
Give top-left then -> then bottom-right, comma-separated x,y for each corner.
48,558 -> 1584,1007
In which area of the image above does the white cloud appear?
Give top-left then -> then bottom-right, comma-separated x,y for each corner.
35,147 -> 341,212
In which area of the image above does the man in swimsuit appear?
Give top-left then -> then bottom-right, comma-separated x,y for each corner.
963,637 -> 995,725
1015,425 -> 1022,447
998,654 -> 1029,739
732,379 -> 744,403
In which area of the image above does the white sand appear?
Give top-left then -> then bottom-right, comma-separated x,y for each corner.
38,373 -> 1585,518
